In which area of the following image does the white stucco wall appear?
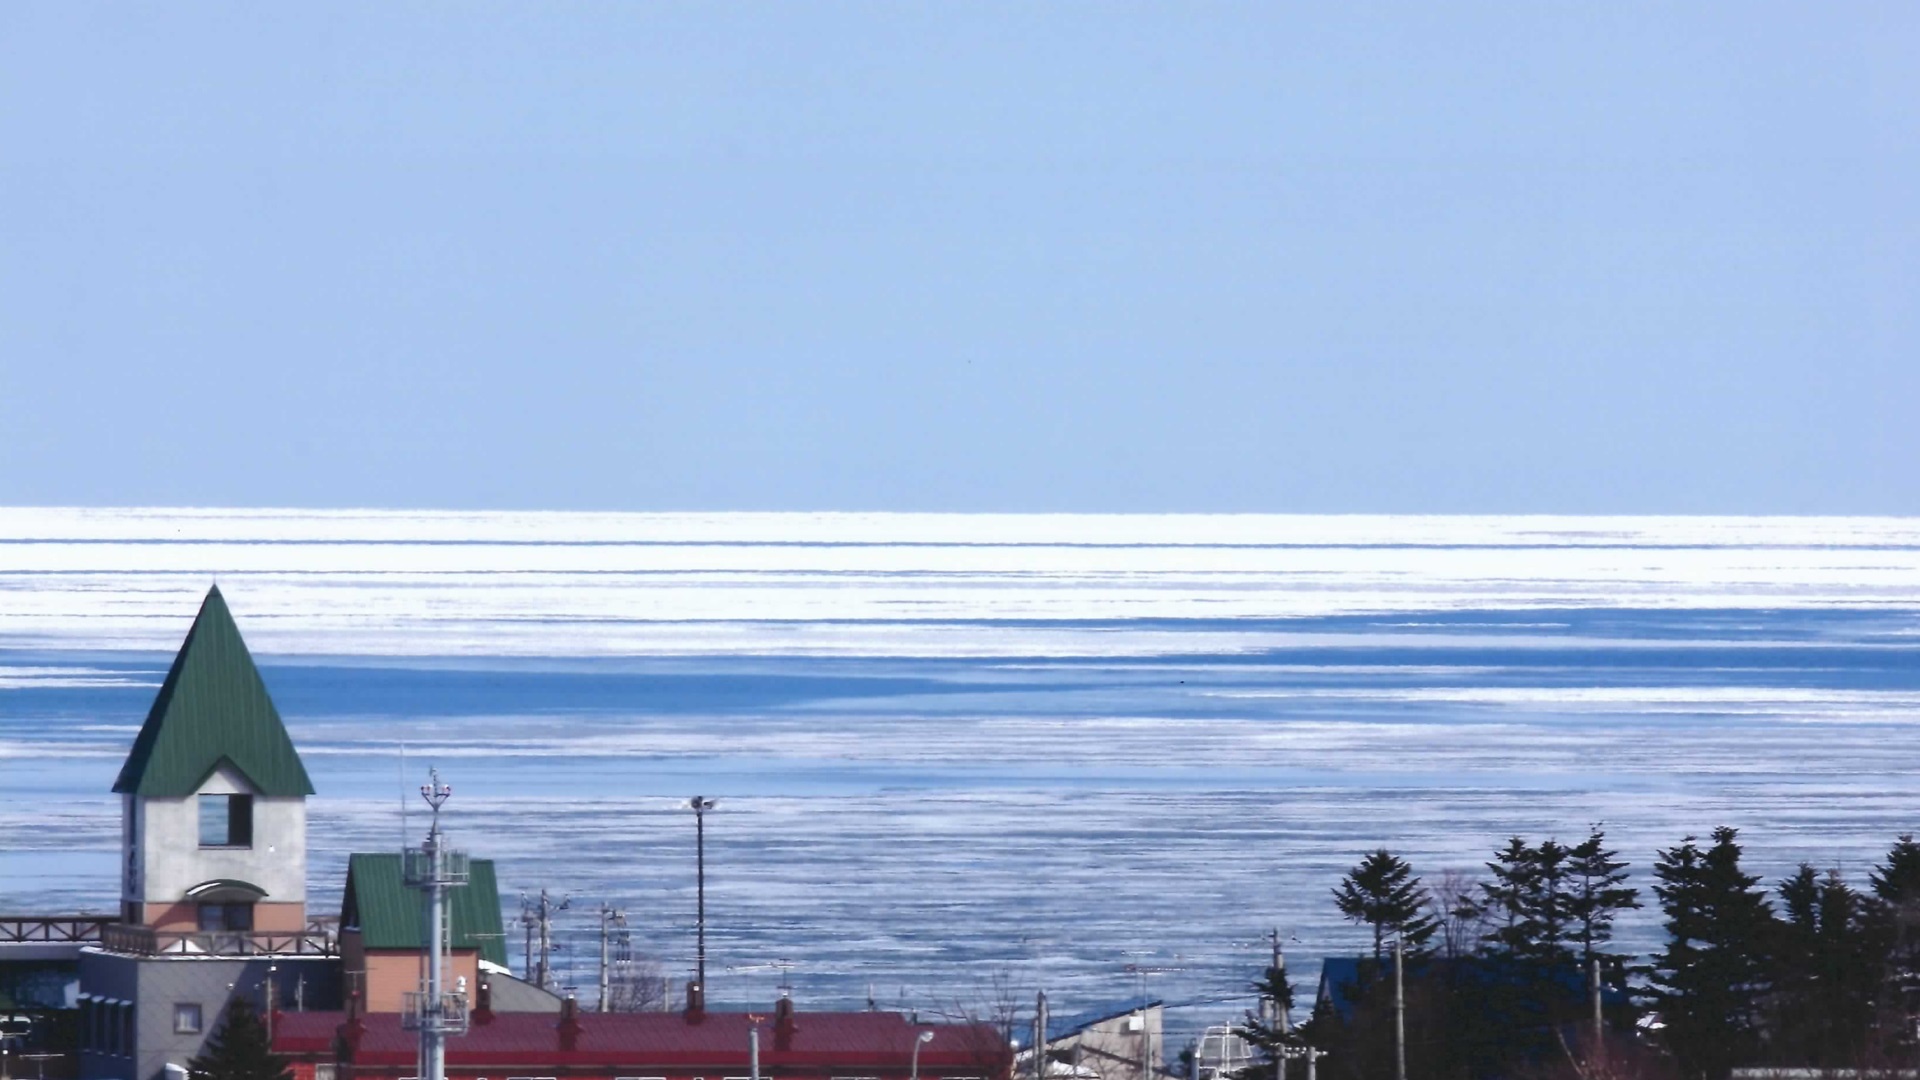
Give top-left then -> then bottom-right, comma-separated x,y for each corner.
127,763 -> 307,905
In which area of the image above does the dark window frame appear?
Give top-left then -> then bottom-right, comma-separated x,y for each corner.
196,902 -> 254,932
197,793 -> 253,848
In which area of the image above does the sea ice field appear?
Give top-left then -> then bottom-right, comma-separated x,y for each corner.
3,508 -> 1920,1041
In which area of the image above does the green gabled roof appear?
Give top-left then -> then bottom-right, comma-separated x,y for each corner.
341,853 -> 509,968
113,585 -> 315,797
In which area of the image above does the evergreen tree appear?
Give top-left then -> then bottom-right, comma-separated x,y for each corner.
1470,836 -> 1585,1071
1478,837 -> 1540,959
1866,834 -> 1920,1060
1332,849 -> 1440,960
1477,837 -> 1574,967
186,998 -> 291,1080
1235,957 -> 1300,1080
1567,827 -> 1641,974
1770,864 -> 1873,1068
1648,828 -> 1774,1080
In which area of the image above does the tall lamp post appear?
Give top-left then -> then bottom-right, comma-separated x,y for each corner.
911,1030 -> 935,1080
689,796 -> 717,995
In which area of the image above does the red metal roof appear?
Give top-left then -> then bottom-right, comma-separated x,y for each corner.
275,1009 -> 1010,1071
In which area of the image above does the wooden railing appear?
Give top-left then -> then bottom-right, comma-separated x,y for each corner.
98,919 -> 338,956
0,915 -> 117,943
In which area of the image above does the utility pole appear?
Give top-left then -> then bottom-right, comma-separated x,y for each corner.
1034,991 -> 1048,1080
1590,956 -> 1605,1067
1267,928 -> 1290,1038
519,890 -> 569,991
1139,1006 -> 1152,1080
1393,938 -> 1406,1080
599,905 -> 626,1012
690,796 -> 717,996
523,907 -> 536,983
401,770 -> 470,1080
1266,928 -> 1289,1080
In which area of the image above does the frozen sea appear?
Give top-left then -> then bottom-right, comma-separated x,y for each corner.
4,509 -> 1920,1040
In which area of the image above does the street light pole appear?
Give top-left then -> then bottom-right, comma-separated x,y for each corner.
689,797 -> 717,995
911,1030 -> 935,1080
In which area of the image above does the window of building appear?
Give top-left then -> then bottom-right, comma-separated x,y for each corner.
197,902 -> 254,932
198,793 -> 253,847
174,1003 -> 203,1034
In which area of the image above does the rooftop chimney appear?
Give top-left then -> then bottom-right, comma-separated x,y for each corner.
684,980 -> 705,1024
473,982 -> 494,1027
337,992 -> 366,1058
558,995 -> 582,1051
774,996 -> 797,1051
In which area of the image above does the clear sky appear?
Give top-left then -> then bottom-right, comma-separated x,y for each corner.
2,3 -> 1914,513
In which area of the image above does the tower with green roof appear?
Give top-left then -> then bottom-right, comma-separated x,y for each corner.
114,585 -> 315,934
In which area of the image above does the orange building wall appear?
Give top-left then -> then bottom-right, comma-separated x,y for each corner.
341,931 -> 483,1013
136,899 -> 307,931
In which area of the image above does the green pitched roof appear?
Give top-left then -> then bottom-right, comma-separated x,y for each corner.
341,853 -> 510,968
113,585 -> 315,797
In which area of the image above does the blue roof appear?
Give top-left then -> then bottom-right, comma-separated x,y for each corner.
1015,996 -> 1161,1048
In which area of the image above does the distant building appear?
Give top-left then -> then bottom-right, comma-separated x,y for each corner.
1015,999 -> 1164,1080
6,586 -> 993,1080
273,993 -> 1013,1080
38,587 -> 555,1080
80,586 -> 342,1080
338,853 -> 559,1014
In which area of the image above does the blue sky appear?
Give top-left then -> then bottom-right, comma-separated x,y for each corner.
2,3 -> 1914,513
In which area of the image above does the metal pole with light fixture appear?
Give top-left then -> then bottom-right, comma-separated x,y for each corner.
690,797 -> 717,995
911,1030 -> 935,1080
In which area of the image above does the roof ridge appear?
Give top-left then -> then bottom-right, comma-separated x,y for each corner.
112,586 -> 315,798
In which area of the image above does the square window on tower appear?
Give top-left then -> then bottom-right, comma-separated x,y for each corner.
197,794 -> 253,847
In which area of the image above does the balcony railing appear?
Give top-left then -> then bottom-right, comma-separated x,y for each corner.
0,915 -> 118,943
98,919 -> 338,957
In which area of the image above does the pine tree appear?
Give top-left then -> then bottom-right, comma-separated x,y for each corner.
1867,834 -> 1920,1059
1235,958 -> 1300,1080
1649,828 -> 1774,1080
1478,837 -> 1575,967
1567,827 -> 1641,973
1479,837 -> 1540,959
1771,864 -> 1873,1067
1470,836 -> 1586,1070
1332,849 -> 1440,960
186,998 -> 291,1080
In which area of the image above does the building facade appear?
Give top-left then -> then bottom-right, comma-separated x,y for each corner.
273,995 -> 1013,1080
68,586 -> 573,1080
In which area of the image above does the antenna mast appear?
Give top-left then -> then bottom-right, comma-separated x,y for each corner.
402,769 -> 469,1080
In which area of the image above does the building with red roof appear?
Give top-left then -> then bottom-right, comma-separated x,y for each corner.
273,991 -> 1012,1080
